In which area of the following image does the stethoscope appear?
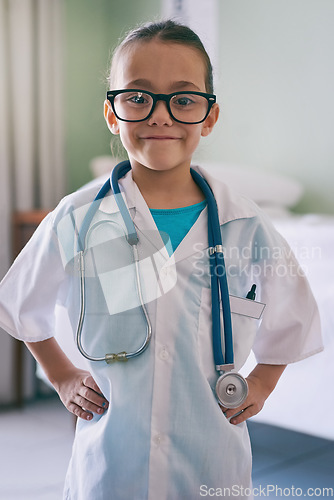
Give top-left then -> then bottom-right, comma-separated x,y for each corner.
75,160 -> 248,409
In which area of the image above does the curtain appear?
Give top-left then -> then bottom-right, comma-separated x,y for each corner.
0,0 -> 65,280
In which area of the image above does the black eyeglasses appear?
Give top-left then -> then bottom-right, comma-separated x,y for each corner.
106,89 -> 216,124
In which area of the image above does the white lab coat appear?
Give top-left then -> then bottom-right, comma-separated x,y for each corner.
0,166 -> 322,500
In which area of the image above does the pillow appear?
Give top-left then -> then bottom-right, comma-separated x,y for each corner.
200,162 -> 304,208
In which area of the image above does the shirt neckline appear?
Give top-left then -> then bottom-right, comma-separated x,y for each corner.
149,200 -> 207,214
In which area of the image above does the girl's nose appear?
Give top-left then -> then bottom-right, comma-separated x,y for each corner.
147,100 -> 173,126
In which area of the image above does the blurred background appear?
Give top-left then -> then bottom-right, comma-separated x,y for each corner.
0,0 -> 333,498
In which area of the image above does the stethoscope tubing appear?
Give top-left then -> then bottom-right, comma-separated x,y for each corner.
111,162 -> 139,246
75,197 -> 152,363
77,179 -> 112,253
190,169 -> 234,369
76,243 -> 152,363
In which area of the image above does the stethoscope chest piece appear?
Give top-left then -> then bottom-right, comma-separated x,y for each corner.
215,372 -> 248,409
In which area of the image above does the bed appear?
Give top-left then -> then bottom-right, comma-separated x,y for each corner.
53,158 -> 334,441
242,213 -> 334,441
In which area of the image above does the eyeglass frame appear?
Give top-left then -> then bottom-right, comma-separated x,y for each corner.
106,89 -> 217,124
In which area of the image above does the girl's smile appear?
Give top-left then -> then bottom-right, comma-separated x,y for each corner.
139,135 -> 181,140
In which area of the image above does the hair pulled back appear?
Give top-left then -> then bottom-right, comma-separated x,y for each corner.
108,20 -> 214,94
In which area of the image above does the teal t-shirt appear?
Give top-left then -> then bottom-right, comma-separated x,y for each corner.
150,200 -> 207,255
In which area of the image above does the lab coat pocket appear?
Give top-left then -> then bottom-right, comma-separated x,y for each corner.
228,295 -> 265,370
197,288 -> 265,386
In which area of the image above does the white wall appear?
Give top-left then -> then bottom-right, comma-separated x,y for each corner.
194,0 -> 334,214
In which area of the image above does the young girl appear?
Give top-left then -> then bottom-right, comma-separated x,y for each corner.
0,20 -> 322,500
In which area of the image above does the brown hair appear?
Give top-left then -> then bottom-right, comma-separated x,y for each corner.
108,20 -> 214,94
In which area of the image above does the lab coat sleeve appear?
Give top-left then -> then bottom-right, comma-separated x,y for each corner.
251,214 -> 323,364
0,210 -> 67,342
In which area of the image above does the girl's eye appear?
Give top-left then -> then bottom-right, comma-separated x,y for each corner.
174,96 -> 194,107
127,93 -> 149,105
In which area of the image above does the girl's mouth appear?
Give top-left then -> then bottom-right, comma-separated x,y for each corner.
141,136 -> 180,140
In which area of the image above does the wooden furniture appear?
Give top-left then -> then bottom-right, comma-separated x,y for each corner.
12,210 -> 50,407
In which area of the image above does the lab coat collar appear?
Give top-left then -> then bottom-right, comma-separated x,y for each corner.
99,164 -> 260,224
97,164 -> 260,263
192,165 -> 260,225
98,169 -> 136,214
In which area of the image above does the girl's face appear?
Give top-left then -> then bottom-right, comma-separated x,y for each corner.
104,40 -> 219,175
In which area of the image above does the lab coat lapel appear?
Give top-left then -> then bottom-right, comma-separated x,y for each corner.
131,179 -> 171,262
171,165 -> 260,262
132,176 -> 209,264
171,206 -> 209,263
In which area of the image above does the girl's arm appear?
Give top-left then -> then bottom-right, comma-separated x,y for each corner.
222,363 -> 286,425
25,338 -> 109,420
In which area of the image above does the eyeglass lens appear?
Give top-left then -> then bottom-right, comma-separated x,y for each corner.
113,91 -> 210,123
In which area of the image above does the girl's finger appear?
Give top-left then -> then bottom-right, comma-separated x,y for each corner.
75,394 -> 107,416
230,406 -> 253,425
83,375 -> 103,394
68,402 -> 94,421
221,404 -> 244,420
77,385 -> 109,412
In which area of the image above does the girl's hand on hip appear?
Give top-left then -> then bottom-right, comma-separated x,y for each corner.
53,368 -> 109,421
220,374 -> 268,425
220,363 -> 286,425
